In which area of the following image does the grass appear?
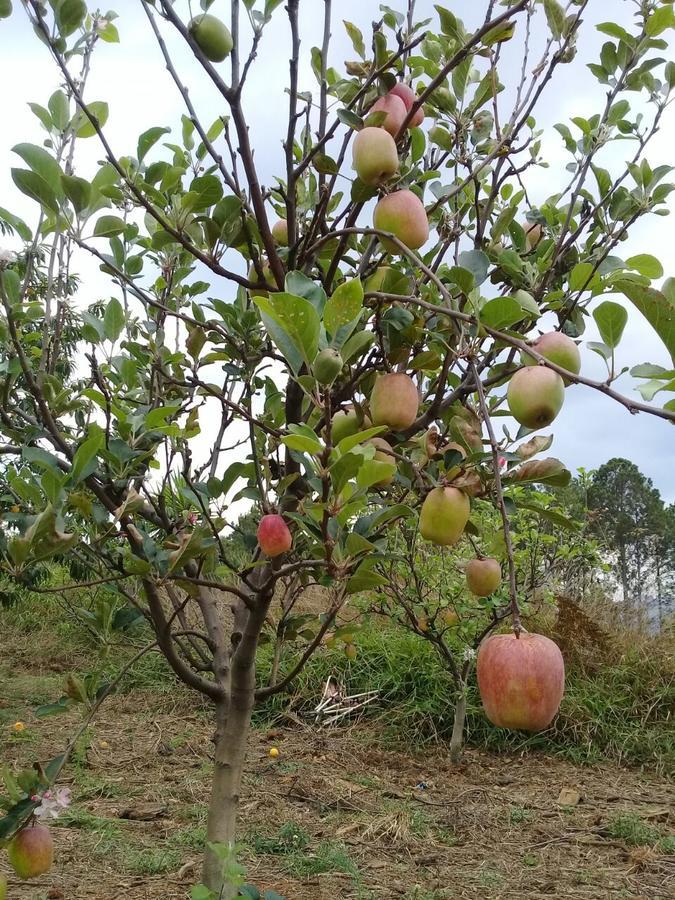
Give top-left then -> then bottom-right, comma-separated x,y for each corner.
246,822 -> 357,879
605,813 -> 675,852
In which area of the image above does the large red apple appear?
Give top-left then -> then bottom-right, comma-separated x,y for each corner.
256,514 -> 292,557
8,823 -> 54,879
477,632 -> 564,731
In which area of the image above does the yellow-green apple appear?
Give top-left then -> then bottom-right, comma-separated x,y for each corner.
477,632 -> 565,731
507,367 -> 565,429
313,348 -> 343,385
247,260 -> 276,297
388,82 -> 424,127
8,823 -> 54,879
523,331 -> 581,377
369,93 -> 407,136
352,127 -> 399,186
368,436 -> 395,486
188,14 -> 233,62
443,608 -> 459,626
419,486 -> 470,546
465,557 -> 501,596
370,372 -> 419,430
373,190 -> 429,252
256,514 -> 292,557
272,219 -> 289,246
330,406 -> 371,445
524,222 -> 543,250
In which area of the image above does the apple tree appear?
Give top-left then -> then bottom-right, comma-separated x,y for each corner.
0,0 -> 674,895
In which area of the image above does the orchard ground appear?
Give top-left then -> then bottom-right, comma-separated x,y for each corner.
1,599 -> 673,899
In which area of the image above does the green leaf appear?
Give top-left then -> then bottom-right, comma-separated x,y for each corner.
11,168 -> 59,213
346,561 -> 388,594
35,697 -> 72,717
457,250 -> 489,285
12,143 -> 64,196
94,215 -> 126,237
73,101 -> 109,139
341,329 -> 374,364
55,0 -> 86,36
544,0 -> 566,40
1,269 -> 21,304
646,6 -> 675,37
625,254 -> 663,280
0,797 -> 40,843
569,262 -> 601,293
343,20 -> 365,58
324,278 -> 363,339
282,433 -> 323,455
104,297 -> 125,342
137,126 -> 170,163
593,300 -> 628,349
71,426 -> 105,485
254,293 -> 320,374
0,206 -> 32,241
48,90 -> 70,131
183,174 -> 223,212
356,459 -> 395,490
480,296 -> 524,330
615,279 -> 675,365
514,500 -> 580,531
62,174 -> 91,213
337,108 -> 363,130
508,458 -> 571,487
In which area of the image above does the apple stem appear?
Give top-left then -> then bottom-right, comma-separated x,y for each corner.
470,361 -> 522,636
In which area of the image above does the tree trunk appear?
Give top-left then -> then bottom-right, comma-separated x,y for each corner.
449,682 -> 467,764
202,691 -> 254,896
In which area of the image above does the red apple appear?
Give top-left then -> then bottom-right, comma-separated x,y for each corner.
389,82 -> 424,127
373,190 -> 429,252
477,632 -> 565,731
256,514 -> 292,557
369,93 -> 407,136
8,823 -> 54,879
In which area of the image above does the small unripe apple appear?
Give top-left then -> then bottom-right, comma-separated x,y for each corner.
507,367 -> 565,429
188,14 -> 233,62
373,190 -> 429,252
465,557 -> 501,597
524,222 -> 543,250
443,608 -> 459,626
370,372 -> 419,430
522,331 -> 581,377
419,487 -> 470,546
477,632 -> 565,731
388,82 -> 424,127
330,406 -> 370,445
0,0 -> 12,20
368,437 -> 395,487
256,514 -> 292,557
272,219 -> 289,246
8,823 -> 54,880
313,348 -> 343,385
345,643 -> 357,660
369,93 -> 407,136
248,260 -> 276,297
352,127 -> 399,186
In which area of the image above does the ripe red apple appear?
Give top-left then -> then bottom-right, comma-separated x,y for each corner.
523,331 -> 581,377
373,190 -> 429,252
465,557 -> 501,596
369,93 -> 407,136
272,219 -> 289,246
388,82 -> 424,127
368,437 -> 395,486
256,514 -> 292,557
8,823 -> 54,880
370,372 -> 419,430
419,486 -> 470,546
477,632 -> 565,731
352,127 -> 399,186
188,14 -> 233,62
507,366 -> 565,429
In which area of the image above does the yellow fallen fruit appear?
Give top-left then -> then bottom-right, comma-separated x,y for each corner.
12,721 -> 25,732
269,747 -> 279,759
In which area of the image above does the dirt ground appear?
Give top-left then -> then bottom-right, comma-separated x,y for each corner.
1,654 -> 674,900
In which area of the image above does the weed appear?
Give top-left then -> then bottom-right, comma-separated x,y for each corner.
509,805 -> 532,825
124,847 -> 182,875
283,840 -> 357,878
606,813 -> 674,852
250,822 -> 310,855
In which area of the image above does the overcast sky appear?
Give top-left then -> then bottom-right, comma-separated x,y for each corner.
0,1 -> 673,501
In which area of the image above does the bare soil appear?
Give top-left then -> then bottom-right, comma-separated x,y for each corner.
1,654 -> 673,899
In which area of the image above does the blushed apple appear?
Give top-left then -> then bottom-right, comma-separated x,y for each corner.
8,823 -> 54,880
352,127 -> 399,186
465,557 -> 501,596
256,514 -> 292,557
373,190 -> 429,252
370,372 -> 419,430
507,367 -> 565,429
